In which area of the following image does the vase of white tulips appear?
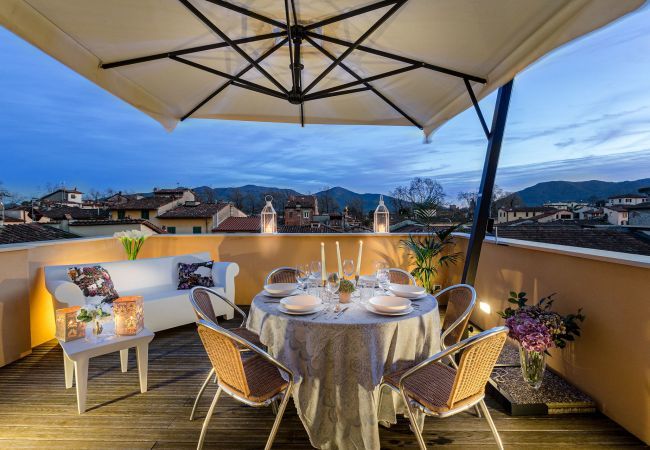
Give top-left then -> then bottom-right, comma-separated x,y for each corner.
114,230 -> 149,260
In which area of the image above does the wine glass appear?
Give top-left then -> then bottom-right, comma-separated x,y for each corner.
295,264 -> 309,291
310,260 -> 322,281
376,268 -> 390,294
326,272 -> 340,302
343,259 -> 355,279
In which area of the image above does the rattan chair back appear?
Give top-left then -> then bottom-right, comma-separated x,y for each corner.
197,324 -> 251,397
265,267 -> 298,285
388,268 -> 416,285
447,328 -> 507,409
439,284 -> 476,347
191,288 -> 218,323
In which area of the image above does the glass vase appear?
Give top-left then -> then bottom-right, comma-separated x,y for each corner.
519,347 -> 546,389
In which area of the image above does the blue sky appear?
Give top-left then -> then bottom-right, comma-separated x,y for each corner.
1,5 -> 649,202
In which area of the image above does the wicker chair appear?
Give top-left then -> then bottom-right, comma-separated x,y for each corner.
378,327 -> 508,450
388,268 -> 417,285
265,267 -> 298,285
436,284 -> 477,350
194,319 -> 296,450
188,287 -> 263,421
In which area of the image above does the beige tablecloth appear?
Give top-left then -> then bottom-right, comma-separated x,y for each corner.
247,293 -> 441,450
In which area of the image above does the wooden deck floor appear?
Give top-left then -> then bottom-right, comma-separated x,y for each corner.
0,319 -> 644,449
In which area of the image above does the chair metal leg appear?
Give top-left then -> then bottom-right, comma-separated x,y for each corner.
264,388 -> 291,450
479,399 -> 503,450
401,391 -> 427,450
190,368 -> 216,421
197,386 -> 221,450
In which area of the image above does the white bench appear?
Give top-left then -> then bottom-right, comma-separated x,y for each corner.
45,252 -> 239,331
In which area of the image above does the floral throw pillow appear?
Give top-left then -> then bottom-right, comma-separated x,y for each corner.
67,266 -> 119,304
178,261 -> 214,290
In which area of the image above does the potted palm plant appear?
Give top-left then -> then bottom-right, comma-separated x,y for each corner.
400,223 -> 462,294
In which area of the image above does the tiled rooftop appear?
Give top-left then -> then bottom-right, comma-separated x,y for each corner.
110,196 -> 178,210
69,219 -> 165,233
158,202 -> 230,218
494,223 -> 650,256
0,223 -> 79,245
40,206 -> 110,221
213,216 -> 261,232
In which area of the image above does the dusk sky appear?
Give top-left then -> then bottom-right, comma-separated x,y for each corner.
1,5 -> 649,202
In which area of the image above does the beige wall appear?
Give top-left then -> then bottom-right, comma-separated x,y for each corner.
156,217 -> 212,234
447,236 -> 650,444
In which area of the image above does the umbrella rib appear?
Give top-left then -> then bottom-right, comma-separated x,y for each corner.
303,86 -> 372,101
302,0 -> 408,95
179,0 -> 288,95
305,65 -> 420,98
305,35 -> 422,129
464,78 -> 490,139
305,0 -> 402,31
170,55 -> 286,99
101,32 -> 285,69
284,0 -> 296,90
204,0 -> 286,29
305,31 -> 487,84
180,38 -> 288,121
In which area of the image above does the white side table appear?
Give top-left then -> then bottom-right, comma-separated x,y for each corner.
59,328 -> 155,413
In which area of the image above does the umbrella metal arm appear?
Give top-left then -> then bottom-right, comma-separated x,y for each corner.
99,0 -> 487,128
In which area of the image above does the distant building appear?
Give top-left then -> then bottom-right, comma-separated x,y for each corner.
65,219 -> 164,237
108,188 -> 196,228
543,201 -> 590,211
157,201 -> 246,234
606,193 -> 647,207
603,205 -> 629,225
284,195 -> 319,226
628,202 -> 650,226
496,206 -> 557,224
39,188 -> 83,207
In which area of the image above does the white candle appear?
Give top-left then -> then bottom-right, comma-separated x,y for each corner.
356,240 -> 363,276
336,241 -> 343,277
321,242 -> 326,282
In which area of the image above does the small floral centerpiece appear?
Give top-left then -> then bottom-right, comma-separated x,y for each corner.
498,291 -> 585,389
77,305 -> 112,337
338,279 -> 356,303
114,230 -> 149,260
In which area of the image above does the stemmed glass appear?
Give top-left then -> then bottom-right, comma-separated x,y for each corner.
295,264 -> 309,291
326,272 -> 340,303
343,259 -> 355,279
376,267 -> 390,294
310,260 -> 322,282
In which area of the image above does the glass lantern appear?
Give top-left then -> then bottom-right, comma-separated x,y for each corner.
261,195 -> 277,234
373,195 -> 390,233
113,296 -> 144,336
55,306 -> 86,342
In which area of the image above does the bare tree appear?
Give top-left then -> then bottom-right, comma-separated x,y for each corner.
347,198 -> 364,219
317,186 -> 339,213
230,188 -> 244,210
391,177 -> 445,219
457,185 -> 518,219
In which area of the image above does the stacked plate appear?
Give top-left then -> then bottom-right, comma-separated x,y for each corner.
264,283 -> 298,297
278,295 -> 323,315
388,283 -> 427,300
366,296 -> 413,316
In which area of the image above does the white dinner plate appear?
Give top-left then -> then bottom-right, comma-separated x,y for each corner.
277,304 -> 325,315
365,303 -> 414,316
264,283 -> 298,297
388,283 -> 426,298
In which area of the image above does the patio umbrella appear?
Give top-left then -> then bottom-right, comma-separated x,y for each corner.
0,0 -> 645,137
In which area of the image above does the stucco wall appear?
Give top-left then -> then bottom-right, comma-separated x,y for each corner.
447,235 -> 650,444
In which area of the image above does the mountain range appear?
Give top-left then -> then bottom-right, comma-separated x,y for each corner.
516,178 -> 650,205
180,178 -> 650,212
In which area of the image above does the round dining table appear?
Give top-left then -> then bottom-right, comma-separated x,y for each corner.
247,291 -> 441,450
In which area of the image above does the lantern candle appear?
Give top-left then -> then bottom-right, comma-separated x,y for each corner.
113,296 -> 144,336
55,306 -> 86,342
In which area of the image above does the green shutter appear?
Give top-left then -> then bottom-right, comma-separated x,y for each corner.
167,226 -> 176,234
141,209 -> 150,219
193,226 -> 202,234
117,210 -> 125,219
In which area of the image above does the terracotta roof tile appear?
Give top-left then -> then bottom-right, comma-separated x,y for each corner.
213,216 -> 260,233
110,196 -> 178,210
158,202 -> 230,218
69,219 -> 165,234
0,224 -> 79,245
40,206 -> 110,220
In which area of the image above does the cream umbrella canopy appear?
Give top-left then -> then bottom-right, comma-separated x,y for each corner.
0,0 -> 645,136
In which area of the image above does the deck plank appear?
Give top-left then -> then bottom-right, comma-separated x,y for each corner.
0,321 -> 644,449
